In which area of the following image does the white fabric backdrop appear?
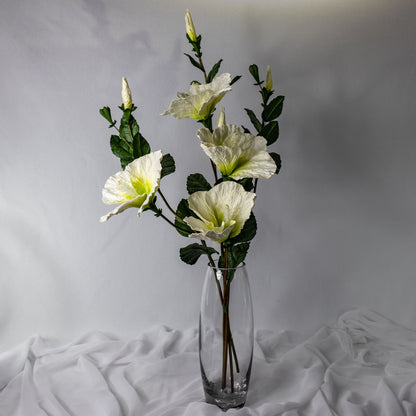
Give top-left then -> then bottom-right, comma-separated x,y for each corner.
1,0 -> 416,350
1,309 -> 416,415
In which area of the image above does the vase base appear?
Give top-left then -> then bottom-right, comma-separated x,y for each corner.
203,380 -> 247,411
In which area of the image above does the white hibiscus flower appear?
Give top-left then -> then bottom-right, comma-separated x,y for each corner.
183,181 -> 255,243
197,124 -> 276,180
100,150 -> 163,222
161,73 -> 232,120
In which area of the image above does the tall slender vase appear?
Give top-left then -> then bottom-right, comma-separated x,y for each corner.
199,263 -> 254,411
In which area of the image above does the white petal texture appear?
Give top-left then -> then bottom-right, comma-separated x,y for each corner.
184,181 -> 255,243
161,73 -> 232,120
197,124 -> 276,180
100,150 -> 163,222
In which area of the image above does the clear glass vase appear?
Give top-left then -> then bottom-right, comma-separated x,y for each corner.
199,262 -> 254,411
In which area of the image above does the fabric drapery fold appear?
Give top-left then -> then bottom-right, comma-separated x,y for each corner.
1,309 -> 416,415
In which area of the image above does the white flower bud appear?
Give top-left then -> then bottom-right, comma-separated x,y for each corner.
265,65 -> 273,91
185,9 -> 197,42
121,77 -> 132,109
217,107 -> 226,127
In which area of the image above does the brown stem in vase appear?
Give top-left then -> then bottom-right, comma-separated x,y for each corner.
228,328 -> 234,393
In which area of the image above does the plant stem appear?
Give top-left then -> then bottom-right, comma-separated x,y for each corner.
158,189 -> 184,222
222,280 -> 229,390
228,321 -> 234,393
221,248 -> 230,390
210,160 -> 218,183
157,211 -> 189,234
199,57 -> 208,83
202,241 -> 224,305
228,315 -> 240,373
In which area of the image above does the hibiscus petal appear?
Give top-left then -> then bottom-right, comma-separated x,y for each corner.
161,74 -> 232,120
184,181 -> 255,243
198,124 -> 275,180
230,150 -> 276,180
100,150 -> 163,222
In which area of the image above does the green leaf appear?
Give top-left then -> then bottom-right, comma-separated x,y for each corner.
110,135 -> 133,166
175,199 -> 195,237
260,121 -> 279,146
238,178 -> 254,192
249,64 -> 260,83
121,108 -> 132,123
119,119 -> 134,144
244,108 -> 262,133
269,152 -> 282,175
186,173 -> 211,194
161,153 -> 176,178
228,212 -> 257,245
132,133 -> 150,158
241,126 -> 251,134
230,75 -> 242,85
184,53 -> 203,71
120,158 -> 133,170
207,59 -> 223,83
130,117 -> 140,138
111,134 -> 131,153
262,95 -> 284,122
180,243 -> 218,265
231,242 -> 250,268
99,107 -> 115,126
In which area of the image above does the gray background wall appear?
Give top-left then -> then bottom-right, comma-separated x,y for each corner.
1,0 -> 415,350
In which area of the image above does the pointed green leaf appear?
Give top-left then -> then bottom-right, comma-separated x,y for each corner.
132,133 -> 151,158
230,75 -> 242,85
110,135 -> 134,167
207,59 -> 223,83
238,178 -> 254,192
269,152 -> 281,175
249,64 -> 260,83
161,153 -> 176,178
186,173 -> 211,194
175,199 -> 196,237
244,108 -> 262,133
184,53 -> 203,71
119,119 -> 134,144
180,243 -> 218,265
231,242 -> 250,268
130,117 -> 140,137
228,212 -> 257,245
260,121 -> 280,146
262,95 -> 284,122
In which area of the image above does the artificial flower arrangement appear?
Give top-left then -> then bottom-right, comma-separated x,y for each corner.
99,9 -> 284,408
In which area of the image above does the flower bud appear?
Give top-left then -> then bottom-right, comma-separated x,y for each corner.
121,77 -> 132,109
185,9 -> 197,42
265,65 -> 273,91
217,107 -> 226,127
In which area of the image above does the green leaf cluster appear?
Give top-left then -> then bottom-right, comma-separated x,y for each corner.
100,105 -> 153,169
244,63 -> 285,175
